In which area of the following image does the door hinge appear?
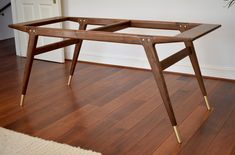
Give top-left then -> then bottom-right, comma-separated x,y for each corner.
53,0 -> 56,4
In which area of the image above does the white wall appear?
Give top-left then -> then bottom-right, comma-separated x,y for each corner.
0,0 -> 14,40
62,0 -> 235,80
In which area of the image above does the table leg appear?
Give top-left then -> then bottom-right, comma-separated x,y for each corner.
187,42 -> 211,110
20,34 -> 38,106
142,39 -> 182,144
68,23 -> 87,86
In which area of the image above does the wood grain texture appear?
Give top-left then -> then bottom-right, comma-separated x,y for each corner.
9,16 -> 221,44
160,47 -> 190,70
176,24 -> 221,41
0,39 -> 234,155
143,40 -> 177,126
69,23 -> 87,77
21,34 -> 38,95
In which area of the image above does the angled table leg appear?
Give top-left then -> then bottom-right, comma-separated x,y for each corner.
187,41 -> 211,110
20,33 -> 38,106
142,39 -> 182,144
67,23 -> 87,86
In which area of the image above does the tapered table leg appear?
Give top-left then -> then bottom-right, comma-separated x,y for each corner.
68,23 -> 87,86
142,39 -> 182,144
187,42 -> 211,110
20,34 -> 38,106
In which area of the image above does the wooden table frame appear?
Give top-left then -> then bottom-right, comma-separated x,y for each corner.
9,16 -> 221,144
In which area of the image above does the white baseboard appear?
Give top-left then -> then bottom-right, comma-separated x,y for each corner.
69,52 -> 235,80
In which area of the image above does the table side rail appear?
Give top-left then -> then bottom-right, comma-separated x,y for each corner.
28,26 -> 197,44
9,16 -> 70,30
9,16 -> 221,45
175,24 -> 221,41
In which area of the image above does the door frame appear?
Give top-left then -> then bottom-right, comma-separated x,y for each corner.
11,0 -> 21,56
11,0 -> 64,58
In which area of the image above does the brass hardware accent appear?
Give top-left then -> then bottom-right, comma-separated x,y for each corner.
173,126 -> 182,144
20,94 -> 25,107
67,75 -> 72,86
204,96 -> 211,110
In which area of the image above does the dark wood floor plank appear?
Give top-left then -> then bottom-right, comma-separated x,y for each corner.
54,78 -> 161,148
84,74 -> 189,154
30,70 -> 154,145
206,108 -> 235,155
125,79 -> 218,155
0,64 -> 118,128
205,90 -> 235,155
178,81 -> 235,155
153,105 -> 211,155
109,78 -> 219,155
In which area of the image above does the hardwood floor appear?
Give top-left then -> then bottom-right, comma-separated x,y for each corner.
0,38 -> 235,155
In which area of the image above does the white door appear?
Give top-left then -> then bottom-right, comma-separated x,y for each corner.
11,0 -> 65,63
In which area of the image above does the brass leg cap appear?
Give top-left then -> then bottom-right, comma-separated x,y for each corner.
67,75 -> 72,86
20,94 -> 25,107
173,126 -> 182,144
204,96 -> 211,111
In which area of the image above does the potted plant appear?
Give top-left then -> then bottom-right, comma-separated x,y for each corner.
225,0 -> 235,7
